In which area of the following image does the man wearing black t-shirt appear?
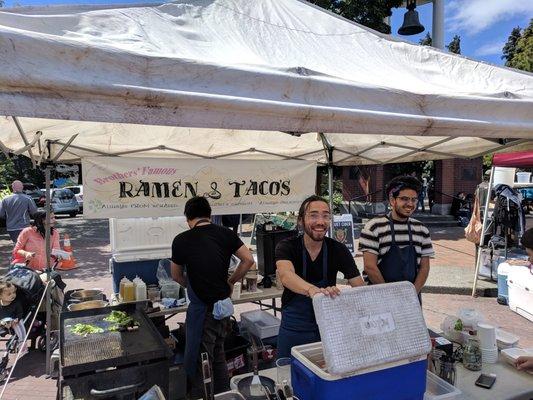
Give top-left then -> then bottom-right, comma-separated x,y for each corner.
171,197 -> 254,398
275,195 -> 365,358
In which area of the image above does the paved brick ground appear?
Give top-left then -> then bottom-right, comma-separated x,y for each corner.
0,216 -> 531,399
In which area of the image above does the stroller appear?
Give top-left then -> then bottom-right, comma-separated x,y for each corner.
0,266 -> 65,381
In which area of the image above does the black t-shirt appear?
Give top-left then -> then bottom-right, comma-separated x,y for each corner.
171,223 -> 244,305
275,235 -> 360,307
0,299 -> 24,321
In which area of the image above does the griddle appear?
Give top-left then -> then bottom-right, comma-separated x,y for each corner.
60,303 -> 171,376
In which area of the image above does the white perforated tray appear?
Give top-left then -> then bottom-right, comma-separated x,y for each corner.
312,282 -> 431,376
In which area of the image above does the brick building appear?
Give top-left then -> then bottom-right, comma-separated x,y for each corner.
340,157 -> 483,214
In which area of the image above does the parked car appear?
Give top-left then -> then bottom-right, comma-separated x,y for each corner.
64,185 -> 83,211
50,188 -> 79,217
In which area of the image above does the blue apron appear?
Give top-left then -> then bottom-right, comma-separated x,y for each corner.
277,238 -> 328,359
184,283 -> 207,378
377,217 -> 421,303
183,218 -> 211,378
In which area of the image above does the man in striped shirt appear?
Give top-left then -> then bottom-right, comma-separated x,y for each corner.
359,176 -> 434,296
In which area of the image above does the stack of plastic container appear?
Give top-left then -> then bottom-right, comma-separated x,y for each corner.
291,282 -> 431,400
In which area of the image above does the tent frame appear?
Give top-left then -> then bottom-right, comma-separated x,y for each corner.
5,99 -> 532,377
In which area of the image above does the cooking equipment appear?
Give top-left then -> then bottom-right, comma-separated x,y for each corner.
67,300 -> 108,311
59,303 -> 172,399
70,289 -> 103,302
202,352 -> 215,400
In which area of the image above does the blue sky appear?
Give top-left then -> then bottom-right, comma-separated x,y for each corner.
2,0 -> 532,66
390,0 -> 533,65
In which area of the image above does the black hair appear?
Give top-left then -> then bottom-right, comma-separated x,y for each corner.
385,175 -> 422,199
32,211 -> 54,239
184,196 -> 211,220
297,195 -> 330,223
522,227 -> 533,250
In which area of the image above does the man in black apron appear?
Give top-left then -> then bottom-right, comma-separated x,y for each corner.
359,176 -> 434,301
171,197 -> 254,399
275,195 -> 365,358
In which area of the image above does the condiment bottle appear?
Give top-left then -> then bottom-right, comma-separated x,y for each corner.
119,277 -> 131,301
135,277 -> 147,301
123,281 -> 135,302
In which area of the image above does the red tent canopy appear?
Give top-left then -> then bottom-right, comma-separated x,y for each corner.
493,151 -> 533,168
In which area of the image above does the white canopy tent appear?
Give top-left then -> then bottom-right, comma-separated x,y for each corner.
1,0 -> 533,376
0,0 -> 532,166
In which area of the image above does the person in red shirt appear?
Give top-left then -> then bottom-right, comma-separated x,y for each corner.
12,211 -> 61,271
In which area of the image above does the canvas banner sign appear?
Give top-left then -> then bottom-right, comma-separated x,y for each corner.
82,157 -> 316,218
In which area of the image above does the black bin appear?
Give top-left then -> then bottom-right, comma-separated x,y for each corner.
256,229 -> 297,277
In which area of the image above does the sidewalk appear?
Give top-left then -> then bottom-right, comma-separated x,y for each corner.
0,217 -> 531,399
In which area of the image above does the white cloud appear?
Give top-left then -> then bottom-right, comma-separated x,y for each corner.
475,40 -> 506,56
446,0 -> 533,35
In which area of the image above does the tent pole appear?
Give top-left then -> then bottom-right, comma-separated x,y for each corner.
471,165 -> 495,297
319,133 -> 335,235
44,163 -> 52,375
328,162 -> 334,234
11,116 -> 37,167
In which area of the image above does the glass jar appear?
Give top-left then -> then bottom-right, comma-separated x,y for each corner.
463,338 -> 482,371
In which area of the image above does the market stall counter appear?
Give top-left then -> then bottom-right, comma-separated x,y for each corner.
229,356 -> 533,400
147,287 -> 284,318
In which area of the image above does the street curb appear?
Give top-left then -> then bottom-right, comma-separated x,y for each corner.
423,285 -> 498,297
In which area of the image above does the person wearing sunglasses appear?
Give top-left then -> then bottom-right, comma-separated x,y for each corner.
275,195 -> 365,358
359,176 -> 434,301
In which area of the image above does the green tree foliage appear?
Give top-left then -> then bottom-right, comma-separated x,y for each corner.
308,0 -> 403,34
419,32 -> 432,46
502,26 -> 522,65
0,154 -> 45,188
507,19 -> 532,72
446,35 -> 461,54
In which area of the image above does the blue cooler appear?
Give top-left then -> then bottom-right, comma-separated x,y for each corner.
291,343 -> 427,400
295,282 -> 432,400
108,216 -> 189,293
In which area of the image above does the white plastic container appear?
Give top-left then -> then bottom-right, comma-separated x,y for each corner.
501,347 -> 533,370
516,171 -> 532,183
492,167 -> 516,186
134,276 -> 147,301
231,282 -> 242,300
424,371 -> 462,400
508,268 -> 533,322
240,310 -> 280,339
496,329 -> 519,350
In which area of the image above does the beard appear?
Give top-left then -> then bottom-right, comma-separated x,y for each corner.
303,222 -> 327,242
393,203 -> 415,219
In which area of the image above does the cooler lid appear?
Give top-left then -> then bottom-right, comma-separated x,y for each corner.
312,281 -> 431,376
508,267 -> 533,290
109,216 -> 188,255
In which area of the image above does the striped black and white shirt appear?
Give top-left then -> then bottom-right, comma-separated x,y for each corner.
358,214 -> 434,266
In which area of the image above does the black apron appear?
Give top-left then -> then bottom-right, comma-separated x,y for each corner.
183,218 -> 211,378
377,217 -> 421,302
277,238 -> 328,358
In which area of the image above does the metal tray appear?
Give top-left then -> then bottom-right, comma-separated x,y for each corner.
60,302 -> 171,376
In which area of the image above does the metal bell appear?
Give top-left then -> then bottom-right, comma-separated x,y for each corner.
398,2 -> 425,36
